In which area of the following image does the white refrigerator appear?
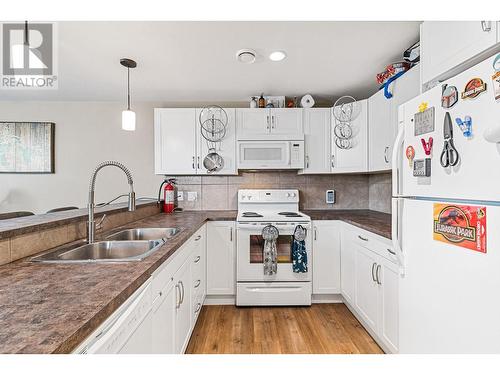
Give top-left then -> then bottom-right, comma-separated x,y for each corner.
393,54 -> 500,353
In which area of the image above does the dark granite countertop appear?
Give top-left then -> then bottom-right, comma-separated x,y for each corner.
0,211 -> 236,354
0,209 -> 389,354
303,209 -> 392,239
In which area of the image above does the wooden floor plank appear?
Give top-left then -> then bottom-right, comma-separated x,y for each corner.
186,303 -> 383,354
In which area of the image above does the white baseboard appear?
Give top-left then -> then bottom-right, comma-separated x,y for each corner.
204,294 -> 342,305
312,294 -> 343,303
204,295 -> 236,305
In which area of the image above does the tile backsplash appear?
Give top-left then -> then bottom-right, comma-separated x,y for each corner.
168,171 -> 391,213
368,173 -> 392,214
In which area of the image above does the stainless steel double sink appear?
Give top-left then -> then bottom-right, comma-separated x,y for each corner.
31,228 -> 180,263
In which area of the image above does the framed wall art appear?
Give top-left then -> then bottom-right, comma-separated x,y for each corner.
0,122 -> 55,173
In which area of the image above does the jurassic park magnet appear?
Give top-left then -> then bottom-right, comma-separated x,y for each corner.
461,78 -> 487,99
433,204 -> 486,253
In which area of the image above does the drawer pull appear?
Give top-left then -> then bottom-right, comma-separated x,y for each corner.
195,303 -> 202,313
194,235 -> 202,241
358,235 -> 368,241
371,262 -> 377,282
194,279 -> 201,288
194,255 -> 201,263
387,248 -> 396,255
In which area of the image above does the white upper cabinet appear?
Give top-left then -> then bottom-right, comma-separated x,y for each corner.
369,67 -> 420,172
197,108 -> 237,175
155,108 -> 197,175
155,108 -> 237,175
301,108 -> 332,174
269,108 -> 303,139
421,21 -> 500,90
368,89 -> 392,172
331,99 -> 368,173
236,108 -> 303,140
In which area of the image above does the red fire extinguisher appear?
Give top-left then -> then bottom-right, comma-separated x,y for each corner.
158,178 -> 176,213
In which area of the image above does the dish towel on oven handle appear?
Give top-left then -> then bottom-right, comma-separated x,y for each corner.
262,225 -> 279,275
292,225 -> 308,273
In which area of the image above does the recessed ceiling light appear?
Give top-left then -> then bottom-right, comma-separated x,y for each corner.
269,51 -> 287,62
236,49 -> 256,64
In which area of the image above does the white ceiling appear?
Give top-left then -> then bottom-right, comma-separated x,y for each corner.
1,21 -> 420,103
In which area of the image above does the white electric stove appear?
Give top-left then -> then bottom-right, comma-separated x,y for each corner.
236,189 -> 312,306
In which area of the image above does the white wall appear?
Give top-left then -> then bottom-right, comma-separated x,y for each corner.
0,101 -> 165,214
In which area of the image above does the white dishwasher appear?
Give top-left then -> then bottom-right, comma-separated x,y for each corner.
74,278 -> 153,354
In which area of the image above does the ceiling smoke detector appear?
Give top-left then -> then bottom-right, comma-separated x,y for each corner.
236,49 -> 256,64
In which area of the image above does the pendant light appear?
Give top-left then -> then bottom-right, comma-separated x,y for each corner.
120,58 -> 137,131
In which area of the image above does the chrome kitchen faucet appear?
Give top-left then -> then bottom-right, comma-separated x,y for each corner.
87,161 -> 136,243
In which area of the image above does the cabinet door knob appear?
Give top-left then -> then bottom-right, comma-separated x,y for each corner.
371,262 -> 377,282
387,248 -> 396,255
331,154 -> 335,168
194,255 -> 201,263
305,155 -> 310,169
192,156 -> 195,170
194,279 -> 201,288
358,235 -> 368,242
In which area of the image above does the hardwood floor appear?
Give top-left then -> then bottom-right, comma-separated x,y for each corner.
186,304 -> 383,354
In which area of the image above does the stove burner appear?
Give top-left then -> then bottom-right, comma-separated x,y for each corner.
242,212 -> 263,218
278,212 -> 302,217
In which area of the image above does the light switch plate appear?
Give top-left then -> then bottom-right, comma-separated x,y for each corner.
177,191 -> 184,201
187,191 -> 197,202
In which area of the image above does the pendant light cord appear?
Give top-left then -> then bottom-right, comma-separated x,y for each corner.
127,67 -> 131,110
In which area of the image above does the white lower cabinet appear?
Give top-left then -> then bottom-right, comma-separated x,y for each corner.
312,221 -> 340,294
354,244 -> 380,333
174,258 -> 193,353
151,226 -> 206,354
379,256 -> 399,353
206,221 -> 236,296
341,223 -> 399,353
152,280 -> 176,354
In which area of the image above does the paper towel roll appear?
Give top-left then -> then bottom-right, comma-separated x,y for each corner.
300,94 -> 315,108
483,126 -> 500,143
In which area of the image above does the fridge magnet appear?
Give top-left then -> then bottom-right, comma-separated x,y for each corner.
461,78 -> 487,99
455,116 -> 473,138
414,106 -> 435,135
405,145 -> 415,167
441,84 -> 458,108
413,158 -> 431,177
493,54 -> 500,71
420,137 -> 433,155
492,71 -> 500,100
418,102 -> 428,112
433,204 -> 487,253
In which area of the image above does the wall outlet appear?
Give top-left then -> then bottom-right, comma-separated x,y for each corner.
177,191 -> 184,201
187,191 -> 197,202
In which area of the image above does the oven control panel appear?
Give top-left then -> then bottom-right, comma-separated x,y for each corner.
238,189 -> 299,203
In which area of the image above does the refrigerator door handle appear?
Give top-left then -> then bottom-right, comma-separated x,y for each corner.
392,119 -> 405,197
392,197 -> 406,276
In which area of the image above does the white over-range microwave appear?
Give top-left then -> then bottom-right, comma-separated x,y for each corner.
237,140 -> 304,169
